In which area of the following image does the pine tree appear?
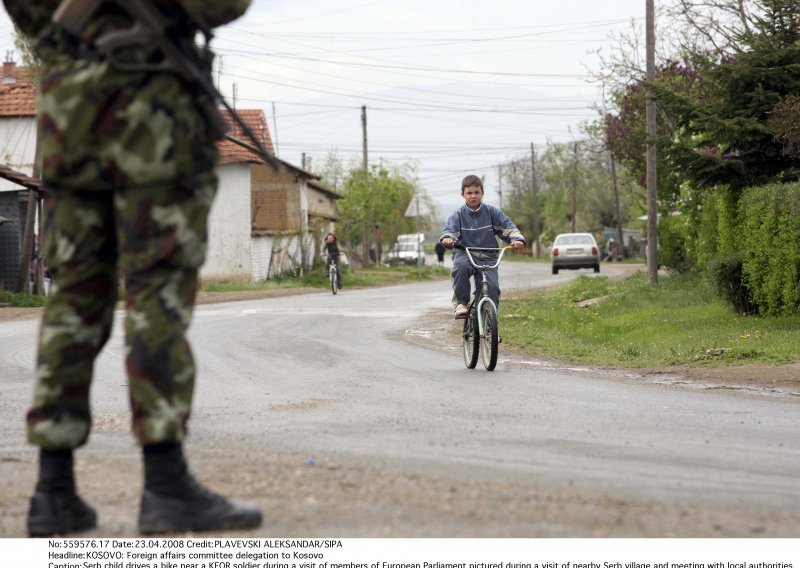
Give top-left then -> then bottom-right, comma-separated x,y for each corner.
660,0 -> 800,191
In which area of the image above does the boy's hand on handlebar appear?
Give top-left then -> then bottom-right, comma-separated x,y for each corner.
511,240 -> 524,249
442,238 -> 456,248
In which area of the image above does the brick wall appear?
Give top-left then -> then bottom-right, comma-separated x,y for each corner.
251,165 -> 301,234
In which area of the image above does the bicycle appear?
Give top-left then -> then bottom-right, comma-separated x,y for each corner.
458,245 -> 512,371
326,255 -> 339,295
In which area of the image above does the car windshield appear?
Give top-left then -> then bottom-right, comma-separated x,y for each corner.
556,235 -> 594,246
391,243 -> 418,252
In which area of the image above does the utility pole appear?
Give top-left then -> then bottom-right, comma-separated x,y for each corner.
361,104 -> 372,264
272,102 -> 280,158
301,152 -> 306,170
497,164 -> 503,209
530,143 -> 540,257
571,142 -> 578,233
646,0 -> 658,284
17,191 -> 36,293
18,132 -> 42,293
609,151 -> 624,257
361,105 -> 368,172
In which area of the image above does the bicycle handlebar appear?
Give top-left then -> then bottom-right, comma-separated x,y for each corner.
454,244 -> 513,270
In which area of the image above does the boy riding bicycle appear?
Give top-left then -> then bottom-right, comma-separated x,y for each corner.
440,175 -> 525,319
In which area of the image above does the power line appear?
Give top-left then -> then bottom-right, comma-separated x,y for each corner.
216,50 -> 592,105
222,70 -> 592,114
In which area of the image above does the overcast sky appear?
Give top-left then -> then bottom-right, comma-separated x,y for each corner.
0,0 -> 647,217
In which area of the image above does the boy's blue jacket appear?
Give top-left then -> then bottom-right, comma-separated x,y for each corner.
440,204 -> 525,253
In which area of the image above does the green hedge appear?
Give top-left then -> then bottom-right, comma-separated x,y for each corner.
739,182 -> 800,316
705,252 -> 757,315
658,213 -> 692,273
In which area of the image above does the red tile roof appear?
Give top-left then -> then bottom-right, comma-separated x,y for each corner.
217,108 -> 280,166
0,61 -> 31,87
0,61 -> 37,117
0,83 -> 36,117
219,108 -> 275,155
0,83 -> 37,117
217,137 -> 264,166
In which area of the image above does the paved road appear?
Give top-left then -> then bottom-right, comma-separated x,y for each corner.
1,262 -> 798,537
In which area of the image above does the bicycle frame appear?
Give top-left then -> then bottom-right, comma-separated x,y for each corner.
325,254 -> 339,294
460,245 -> 511,335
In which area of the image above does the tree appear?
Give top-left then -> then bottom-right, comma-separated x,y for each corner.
336,161 -> 428,265
768,94 -> 800,161
316,150 -> 347,192
664,0 -> 759,56
501,141 -> 641,247
656,0 -> 800,192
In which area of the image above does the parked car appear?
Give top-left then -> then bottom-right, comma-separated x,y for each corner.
550,232 -> 600,274
385,233 -> 425,265
386,242 -> 425,265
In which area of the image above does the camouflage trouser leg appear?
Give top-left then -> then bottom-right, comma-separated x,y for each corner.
27,190 -> 119,449
27,175 -> 217,449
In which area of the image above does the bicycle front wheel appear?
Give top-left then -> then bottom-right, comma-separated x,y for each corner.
330,268 -> 338,295
481,302 -> 499,371
463,307 -> 479,369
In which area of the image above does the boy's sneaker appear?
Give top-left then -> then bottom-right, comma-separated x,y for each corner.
454,304 -> 468,319
27,490 -> 97,537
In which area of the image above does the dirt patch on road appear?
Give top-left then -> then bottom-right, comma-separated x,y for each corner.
2,443 -> 795,537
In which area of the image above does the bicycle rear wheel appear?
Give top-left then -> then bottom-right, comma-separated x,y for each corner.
463,307 -> 479,369
330,267 -> 338,295
481,302 -> 499,371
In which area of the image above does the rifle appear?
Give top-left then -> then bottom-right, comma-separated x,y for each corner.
53,0 -> 281,172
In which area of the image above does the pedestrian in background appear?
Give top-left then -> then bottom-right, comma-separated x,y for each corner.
435,240 -> 446,265
4,0 -> 262,536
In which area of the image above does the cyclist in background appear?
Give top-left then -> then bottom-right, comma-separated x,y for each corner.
321,232 -> 343,289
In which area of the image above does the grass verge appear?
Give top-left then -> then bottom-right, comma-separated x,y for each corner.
0,291 -> 46,308
502,272 -> 800,368
202,263 -> 450,293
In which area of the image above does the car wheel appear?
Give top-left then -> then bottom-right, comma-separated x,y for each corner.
552,266 -> 558,275
594,264 -> 600,273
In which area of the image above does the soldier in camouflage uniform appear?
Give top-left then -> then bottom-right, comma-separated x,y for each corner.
3,0 -> 262,536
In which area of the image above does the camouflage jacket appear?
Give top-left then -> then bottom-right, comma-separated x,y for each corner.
3,1 -> 252,39
2,0 -> 252,189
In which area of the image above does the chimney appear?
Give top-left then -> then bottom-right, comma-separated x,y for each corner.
2,52 -> 16,84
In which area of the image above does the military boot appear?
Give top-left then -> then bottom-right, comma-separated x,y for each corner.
138,443 -> 262,534
27,449 -> 97,537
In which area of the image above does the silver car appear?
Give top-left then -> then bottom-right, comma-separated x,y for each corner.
550,232 -> 600,274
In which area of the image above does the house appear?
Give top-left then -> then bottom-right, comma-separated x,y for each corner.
202,108 -> 342,282
0,57 -> 341,284
0,59 -> 41,291
0,164 -> 43,291
0,60 -> 37,188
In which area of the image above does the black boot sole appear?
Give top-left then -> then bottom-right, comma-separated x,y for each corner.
27,492 -> 97,537
138,490 -> 262,534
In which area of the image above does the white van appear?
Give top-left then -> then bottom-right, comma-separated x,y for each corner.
386,233 -> 425,265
